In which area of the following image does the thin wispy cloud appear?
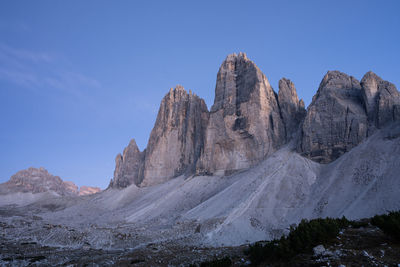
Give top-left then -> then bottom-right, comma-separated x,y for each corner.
0,42 -> 101,99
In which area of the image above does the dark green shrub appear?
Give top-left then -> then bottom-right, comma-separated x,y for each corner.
371,211 -> 400,242
246,217 -> 350,266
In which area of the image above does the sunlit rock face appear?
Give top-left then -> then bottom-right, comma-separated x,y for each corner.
297,71 -> 368,163
78,186 -> 101,196
360,71 -> 400,131
197,52 -> 285,175
278,78 -> 306,141
140,85 -> 209,186
110,139 -> 145,188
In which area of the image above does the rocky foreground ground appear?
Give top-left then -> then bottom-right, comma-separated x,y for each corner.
1,216 -> 400,266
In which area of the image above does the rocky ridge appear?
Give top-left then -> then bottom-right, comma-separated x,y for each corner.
111,53 -> 400,188
0,167 -> 100,196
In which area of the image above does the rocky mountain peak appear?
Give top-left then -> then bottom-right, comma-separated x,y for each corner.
139,85 -> 209,186
360,71 -> 400,129
224,52 -> 248,62
0,167 -> 100,196
112,54 -> 400,187
314,71 -> 361,99
278,78 -> 306,141
298,71 -> 368,163
211,52 -> 269,114
110,138 -> 145,188
198,53 -> 285,175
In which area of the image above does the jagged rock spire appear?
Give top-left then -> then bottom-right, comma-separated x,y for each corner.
278,78 -> 306,141
140,85 -> 209,186
197,52 -> 285,175
361,71 -> 400,129
110,138 -> 144,188
298,71 -> 368,163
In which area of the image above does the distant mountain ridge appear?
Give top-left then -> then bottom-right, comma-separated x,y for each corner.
111,52 -> 400,188
0,167 -> 100,196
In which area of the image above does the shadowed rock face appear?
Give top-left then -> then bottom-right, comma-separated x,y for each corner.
140,85 -> 209,186
197,52 -> 285,175
298,71 -> 368,163
361,71 -> 400,130
278,78 -> 306,141
110,139 -> 145,188
298,70 -> 400,164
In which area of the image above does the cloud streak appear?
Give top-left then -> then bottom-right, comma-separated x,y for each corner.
0,42 -> 101,99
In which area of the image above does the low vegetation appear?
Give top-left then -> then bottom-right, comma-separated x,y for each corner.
371,211 -> 400,242
245,217 -> 351,265
193,212 -> 400,267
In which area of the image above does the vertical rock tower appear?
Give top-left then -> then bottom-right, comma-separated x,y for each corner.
278,78 -> 306,141
298,70 -> 400,163
298,71 -> 368,163
197,52 -> 285,175
140,85 -> 209,186
360,71 -> 400,130
110,139 -> 145,188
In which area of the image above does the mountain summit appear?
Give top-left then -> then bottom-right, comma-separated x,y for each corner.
110,53 -> 400,188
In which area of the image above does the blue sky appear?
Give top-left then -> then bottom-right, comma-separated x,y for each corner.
1,1 -> 399,188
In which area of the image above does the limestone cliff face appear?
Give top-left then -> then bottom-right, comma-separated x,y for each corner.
361,71 -> 400,130
110,139 -> 145,188
298,71 -> 368,163
278,78 -> 306,141
197,53 -> 285,175
111,53 -> 400,187
298,70 -> 400,164
140,85 -> 209,186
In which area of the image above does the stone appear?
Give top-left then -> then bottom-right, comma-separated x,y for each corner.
313,244 -> 326,256
298,71 -> 368,163
278,78 -> 306,141
110,139 -> 145,188
140,85 -> 209,186
361,71 -> 400,130
197,52 -> 285,175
